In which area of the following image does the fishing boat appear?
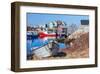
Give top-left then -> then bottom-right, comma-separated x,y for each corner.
39,31 -> 65,38
32,41 -> 53,58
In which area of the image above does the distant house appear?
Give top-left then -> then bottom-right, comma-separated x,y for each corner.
81,20 -> 89,25
80,20 -> 89,32
45,20 -> 67,35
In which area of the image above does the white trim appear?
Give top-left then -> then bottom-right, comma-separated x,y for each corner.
20,6 -> 95,68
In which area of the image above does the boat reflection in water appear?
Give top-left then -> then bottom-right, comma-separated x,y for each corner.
27,31 -> 68,60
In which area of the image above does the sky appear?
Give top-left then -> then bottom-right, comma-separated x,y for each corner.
27,13 -> 89,26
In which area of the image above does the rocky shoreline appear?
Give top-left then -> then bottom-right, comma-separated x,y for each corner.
63,32 -> 89,58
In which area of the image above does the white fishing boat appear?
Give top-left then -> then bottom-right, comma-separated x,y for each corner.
32,41 -> 53,58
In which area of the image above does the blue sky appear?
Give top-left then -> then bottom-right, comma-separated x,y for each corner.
27,13 -> 89,26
